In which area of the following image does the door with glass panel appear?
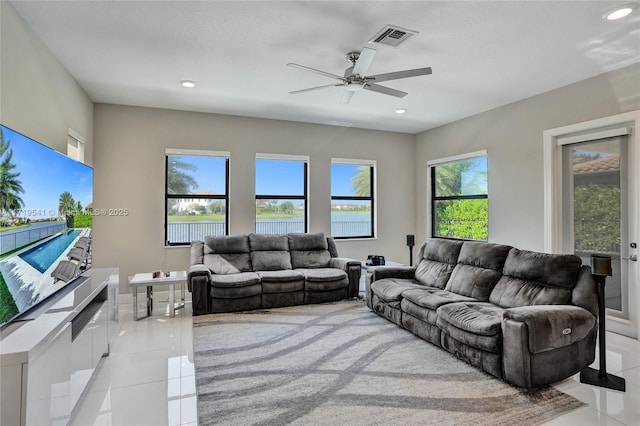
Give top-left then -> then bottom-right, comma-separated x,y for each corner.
562,136 -> 637,337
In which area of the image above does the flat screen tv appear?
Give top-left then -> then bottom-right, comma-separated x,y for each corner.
0,124 -> 93,330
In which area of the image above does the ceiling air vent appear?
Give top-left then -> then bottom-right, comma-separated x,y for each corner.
368,25 -> 418,47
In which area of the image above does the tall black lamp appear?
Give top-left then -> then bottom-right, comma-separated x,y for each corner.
579,254 -> 626,392
406,235 -> 415,266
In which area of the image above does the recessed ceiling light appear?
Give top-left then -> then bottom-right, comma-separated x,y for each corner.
394,108 -> 407,114
603,3 -> 637,20
180,80 -> 196,88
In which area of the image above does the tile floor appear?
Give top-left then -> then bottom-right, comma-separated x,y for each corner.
71,294 -> 640,426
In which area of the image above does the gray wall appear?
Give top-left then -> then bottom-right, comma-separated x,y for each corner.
93,104 -> 416,291
415,62 -> 640,252
0,2 -> 94,162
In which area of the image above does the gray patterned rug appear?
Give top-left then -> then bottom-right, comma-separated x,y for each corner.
193,300 -> 585,426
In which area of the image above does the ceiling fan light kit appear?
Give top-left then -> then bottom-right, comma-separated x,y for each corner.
287,46 -> 432,104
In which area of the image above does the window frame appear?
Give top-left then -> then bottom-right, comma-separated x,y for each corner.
330,158 -> 376,239
164,149 -> 230,246
428,150 -> 488,241
255,154 -> 309,234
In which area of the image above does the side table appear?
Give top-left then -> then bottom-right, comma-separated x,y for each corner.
129,270 -> 187,320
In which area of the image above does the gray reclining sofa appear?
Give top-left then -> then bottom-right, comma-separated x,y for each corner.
188,232 -> 361,315
367,238 -> 599,389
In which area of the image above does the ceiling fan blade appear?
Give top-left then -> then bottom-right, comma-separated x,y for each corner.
287,63 -> 345,81
289,83 -> 343,95
351,47 -> 377,76
340,89 -> 355,104
364,83 -> 408,98
368,67 -> 432,83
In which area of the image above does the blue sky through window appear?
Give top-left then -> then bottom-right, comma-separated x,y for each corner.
169,155 -> 226,194
256,159 -> 305,195
331,163 -> 366,196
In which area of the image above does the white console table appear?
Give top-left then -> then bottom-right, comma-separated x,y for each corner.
0,267 -> 119,426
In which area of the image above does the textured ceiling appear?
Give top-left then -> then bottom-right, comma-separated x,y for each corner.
10,1 -> 640,134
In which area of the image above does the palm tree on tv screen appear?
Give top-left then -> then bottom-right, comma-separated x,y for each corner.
59,191 -> 75,228
0,129 -> 25,223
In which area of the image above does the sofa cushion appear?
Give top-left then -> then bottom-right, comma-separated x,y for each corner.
203,235 -> 252,273
400,299 -> 439,325
211,284 -> 262,299
490,276 -> 573,308
288,232 -> 328,251
209,272 -> 262,299
436,302 -> 504,353
288,233 -> 332,269
444,241 -> 512,300
249,233 -> 289,251
256,270 -> 304,282
298,268 -> 348,291
370,278 -> 426,303
247,234 -> 292,271
401,288 -> 477,311
204,253 -> 252,274
257,270 -> 305,295
445,265 -> 502,300
251,251 -> 292,271
501,248 -> 583,289
204,234 -> 250,254
414,239 -> 463,289
488,249 -> 582,309
209,272 -> 261,288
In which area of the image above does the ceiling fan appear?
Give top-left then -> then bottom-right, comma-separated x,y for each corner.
287,47 -> 432,104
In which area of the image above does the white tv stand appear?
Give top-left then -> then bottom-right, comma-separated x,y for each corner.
0,268 -> 119,426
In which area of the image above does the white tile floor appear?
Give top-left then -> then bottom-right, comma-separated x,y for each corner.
71,294 -> 640,426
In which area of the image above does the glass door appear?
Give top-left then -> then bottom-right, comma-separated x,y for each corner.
562,136 -> 637,337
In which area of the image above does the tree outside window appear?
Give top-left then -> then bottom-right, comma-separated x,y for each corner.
431,155 -> 488,241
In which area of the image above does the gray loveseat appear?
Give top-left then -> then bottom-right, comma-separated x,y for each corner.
367,238 -> 599,389
188,232 -> 361,315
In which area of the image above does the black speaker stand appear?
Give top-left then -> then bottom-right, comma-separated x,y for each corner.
579,275 -> 626,392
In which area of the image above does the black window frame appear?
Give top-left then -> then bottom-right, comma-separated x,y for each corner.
430,156 -> 488,242
255,157 -> 308,234
331,162 -> 375,239
164,153 -> 229,246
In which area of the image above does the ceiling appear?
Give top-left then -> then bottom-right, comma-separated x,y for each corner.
10,1 -> 640,134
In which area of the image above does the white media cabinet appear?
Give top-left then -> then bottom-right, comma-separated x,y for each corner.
0,268 -> 119,426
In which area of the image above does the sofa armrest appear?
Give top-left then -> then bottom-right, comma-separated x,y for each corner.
329,257 -> 362,298
329,257 -> 359,270
188,264 -> 211,315
503,305 -> 596,354
369,266 -> 417,282
502,305 -> 597,389
188,264 -> 211,284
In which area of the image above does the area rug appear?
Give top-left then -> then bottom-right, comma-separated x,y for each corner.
193,300 -> 585,426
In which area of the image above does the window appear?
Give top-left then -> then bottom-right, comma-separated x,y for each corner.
67,128 -> 84,163
255,155 -> 308,234
331,159 -> 375,238
165,150 -> 229,245
429,152 -> 488,241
